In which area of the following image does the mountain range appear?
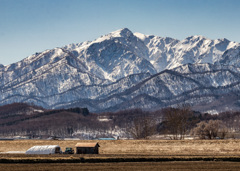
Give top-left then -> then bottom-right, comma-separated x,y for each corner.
1,28 -> 240,113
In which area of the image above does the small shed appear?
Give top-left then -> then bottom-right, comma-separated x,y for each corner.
25,145 -> 62,154
98,138 -> 115,140
75,143 -> 100,154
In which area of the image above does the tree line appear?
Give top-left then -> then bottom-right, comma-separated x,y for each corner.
128,105 -> 240,140
0,103 -> 240,139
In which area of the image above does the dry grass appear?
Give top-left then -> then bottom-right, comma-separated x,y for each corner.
1,140 -> 240,170
1,139 -> 240,156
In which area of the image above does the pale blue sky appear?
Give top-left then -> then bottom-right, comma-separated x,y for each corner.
1,0 -> 240,65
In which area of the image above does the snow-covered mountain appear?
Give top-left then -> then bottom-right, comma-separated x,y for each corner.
0,64 -> 4,69
1,28 -> 240,113
134,32 -> 240,72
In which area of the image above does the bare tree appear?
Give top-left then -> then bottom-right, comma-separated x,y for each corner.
163,104 -> 194,139
192,120 -> 228,139
129,115 -> 156,139
218,122 -> 228,139
163,108 -> 179,139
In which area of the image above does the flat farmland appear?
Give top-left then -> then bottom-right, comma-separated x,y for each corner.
1,139 -> 240,156
1,161 -> 240,171
1,140 -> 240,170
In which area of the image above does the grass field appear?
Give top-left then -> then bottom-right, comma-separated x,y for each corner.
1,139 -> 240,170
1,139 -> 240,156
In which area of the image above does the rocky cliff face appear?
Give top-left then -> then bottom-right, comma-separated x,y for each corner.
1,28 -> 240,113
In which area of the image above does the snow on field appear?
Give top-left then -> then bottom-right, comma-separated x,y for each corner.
0,151 -> 25,154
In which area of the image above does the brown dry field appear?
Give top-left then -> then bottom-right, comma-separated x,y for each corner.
1,139 -> 240,170
1,139 -> 240,156
1,161 -> 240,171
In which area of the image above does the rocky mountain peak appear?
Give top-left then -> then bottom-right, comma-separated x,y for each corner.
1,28 -> 240,113
117,28 -> 133,37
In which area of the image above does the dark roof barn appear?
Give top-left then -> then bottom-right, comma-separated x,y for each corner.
75,142 -> 100,154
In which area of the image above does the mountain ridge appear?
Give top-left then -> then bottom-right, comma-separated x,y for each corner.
1,28 -> 240,113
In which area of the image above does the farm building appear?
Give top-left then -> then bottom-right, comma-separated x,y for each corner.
98,138 -> 116,140
75,143 -> 100,154
25,145 -> 62,154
